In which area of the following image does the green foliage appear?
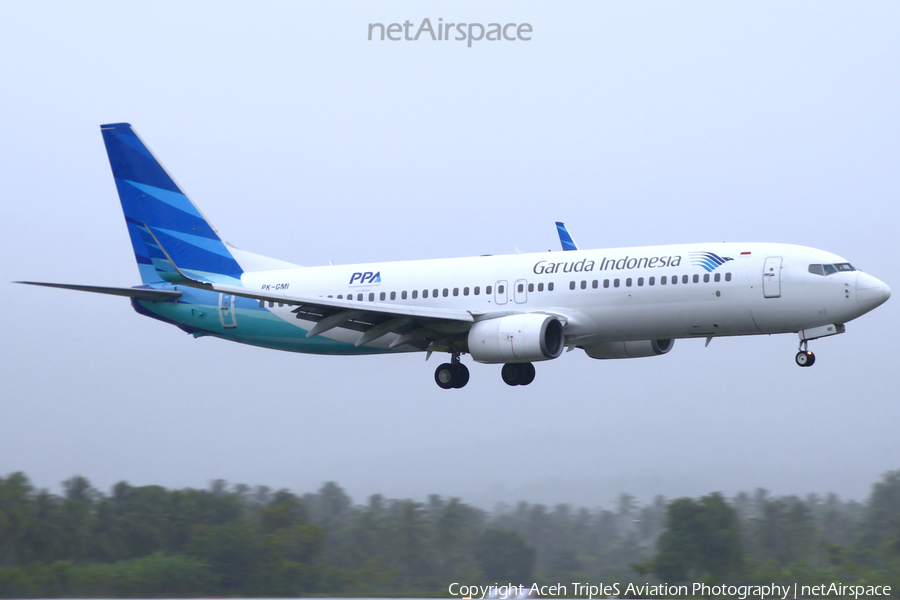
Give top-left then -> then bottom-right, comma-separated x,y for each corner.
1,470 -> 899,597
0,553 -> 213,598
474,529 -> 535,582
652,493 -> 743,582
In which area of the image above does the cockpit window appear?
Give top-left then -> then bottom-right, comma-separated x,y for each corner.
809,263 -> 856,276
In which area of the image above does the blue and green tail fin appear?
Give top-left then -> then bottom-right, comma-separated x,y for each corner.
100,123 -> 244,285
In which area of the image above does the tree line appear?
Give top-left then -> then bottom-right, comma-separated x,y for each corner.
0,470 -> 898,597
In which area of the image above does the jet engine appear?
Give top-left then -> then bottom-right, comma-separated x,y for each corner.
468,314 -> 565,364
582,339 -> 674,359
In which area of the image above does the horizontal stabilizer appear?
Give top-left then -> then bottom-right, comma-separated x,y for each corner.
15,281 -> 181,301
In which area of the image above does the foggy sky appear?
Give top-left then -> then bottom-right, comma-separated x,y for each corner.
1,1 -> 898,510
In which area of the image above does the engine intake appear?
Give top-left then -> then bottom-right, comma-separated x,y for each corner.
468,314 -> 565,364
582,339 -> 674,359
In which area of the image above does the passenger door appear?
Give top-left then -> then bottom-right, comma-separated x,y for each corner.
514,279 -> 528,304
763,257 -> 782,298
494,280 -> 508,305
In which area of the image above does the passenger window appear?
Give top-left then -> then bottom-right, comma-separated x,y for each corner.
548,282 -> 554,291
328,295 -> 333,298
423,289 -> 429,298
357,293 -> 363,301
714,273 -> 721,282
703,274 -> 709,283
580,280 -> 586,289
672,276 -> 678,285
463,287 -> 469,296
683,275 -> 689,284
592,280 -> 598,289
338,295 -> 344,299
538,283 -> 544,292
693,274 -> 699,283
402,291 -> 407,299
725,273 -> 732,282
442,288 -> 448,297
528,283 -> 534,292
637,277 -> 644,286
452,288 -> 458,297
259,300 -> 265,308
604,279 -> 610,288
486,285 -> 492,294
412,290 -> 418,299
369,293 -> 375,301
497,285 -> 503,294
626,278 -> 632,287
823,264 -> 837,275
433,289 -> 439,297
661,276 -> 667,285
570,281 -> 576,290
614,279 -> 620,288
518,283 -> 525,293
475,286 -> 481,295
378,292 -> 384,301
649,277 -> 655,286
268,301 -> 275,307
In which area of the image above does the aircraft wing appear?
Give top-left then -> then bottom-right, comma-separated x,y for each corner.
194,281 -> 476,349
140,225 -> 475,348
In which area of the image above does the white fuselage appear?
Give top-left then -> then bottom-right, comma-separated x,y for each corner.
236,242 -> 889,352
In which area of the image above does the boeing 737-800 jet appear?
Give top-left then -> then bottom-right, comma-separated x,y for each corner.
18,124 -> 892,389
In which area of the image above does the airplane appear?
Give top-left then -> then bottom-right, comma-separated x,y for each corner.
17,123 -> 891,389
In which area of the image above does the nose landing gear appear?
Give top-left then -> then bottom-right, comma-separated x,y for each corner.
434,353 -> 469,389
795,340 -> 816,367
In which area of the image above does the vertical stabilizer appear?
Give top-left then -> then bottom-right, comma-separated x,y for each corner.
100,123 -> 243,285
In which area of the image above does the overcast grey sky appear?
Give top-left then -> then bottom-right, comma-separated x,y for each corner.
2,1 -> 898,509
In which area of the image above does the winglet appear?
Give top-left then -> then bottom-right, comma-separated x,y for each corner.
143,224 -> 215,287
556,222 -> 578,251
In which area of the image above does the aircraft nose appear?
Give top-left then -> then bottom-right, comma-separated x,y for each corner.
856,273 -> 891,314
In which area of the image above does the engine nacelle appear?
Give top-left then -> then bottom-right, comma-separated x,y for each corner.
468,314 -> 565,364
582,339 -> 674,359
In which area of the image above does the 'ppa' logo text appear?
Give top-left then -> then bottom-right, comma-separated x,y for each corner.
349,271 -> 381,285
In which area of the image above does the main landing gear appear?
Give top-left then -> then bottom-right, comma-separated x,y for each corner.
501,362 -> 536,386
795,340 -> 816,367
433,357 -> 538,388
434,353 -> 469,389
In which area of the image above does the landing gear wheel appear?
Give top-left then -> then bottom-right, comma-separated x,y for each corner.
518,363 -> 536,386
435,363 -> 456,389
795,351 -> 815,367
501,363 -> 536,386
434,362 -> 470,389
501,363 -> 520,386
453,364 -> 470,388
